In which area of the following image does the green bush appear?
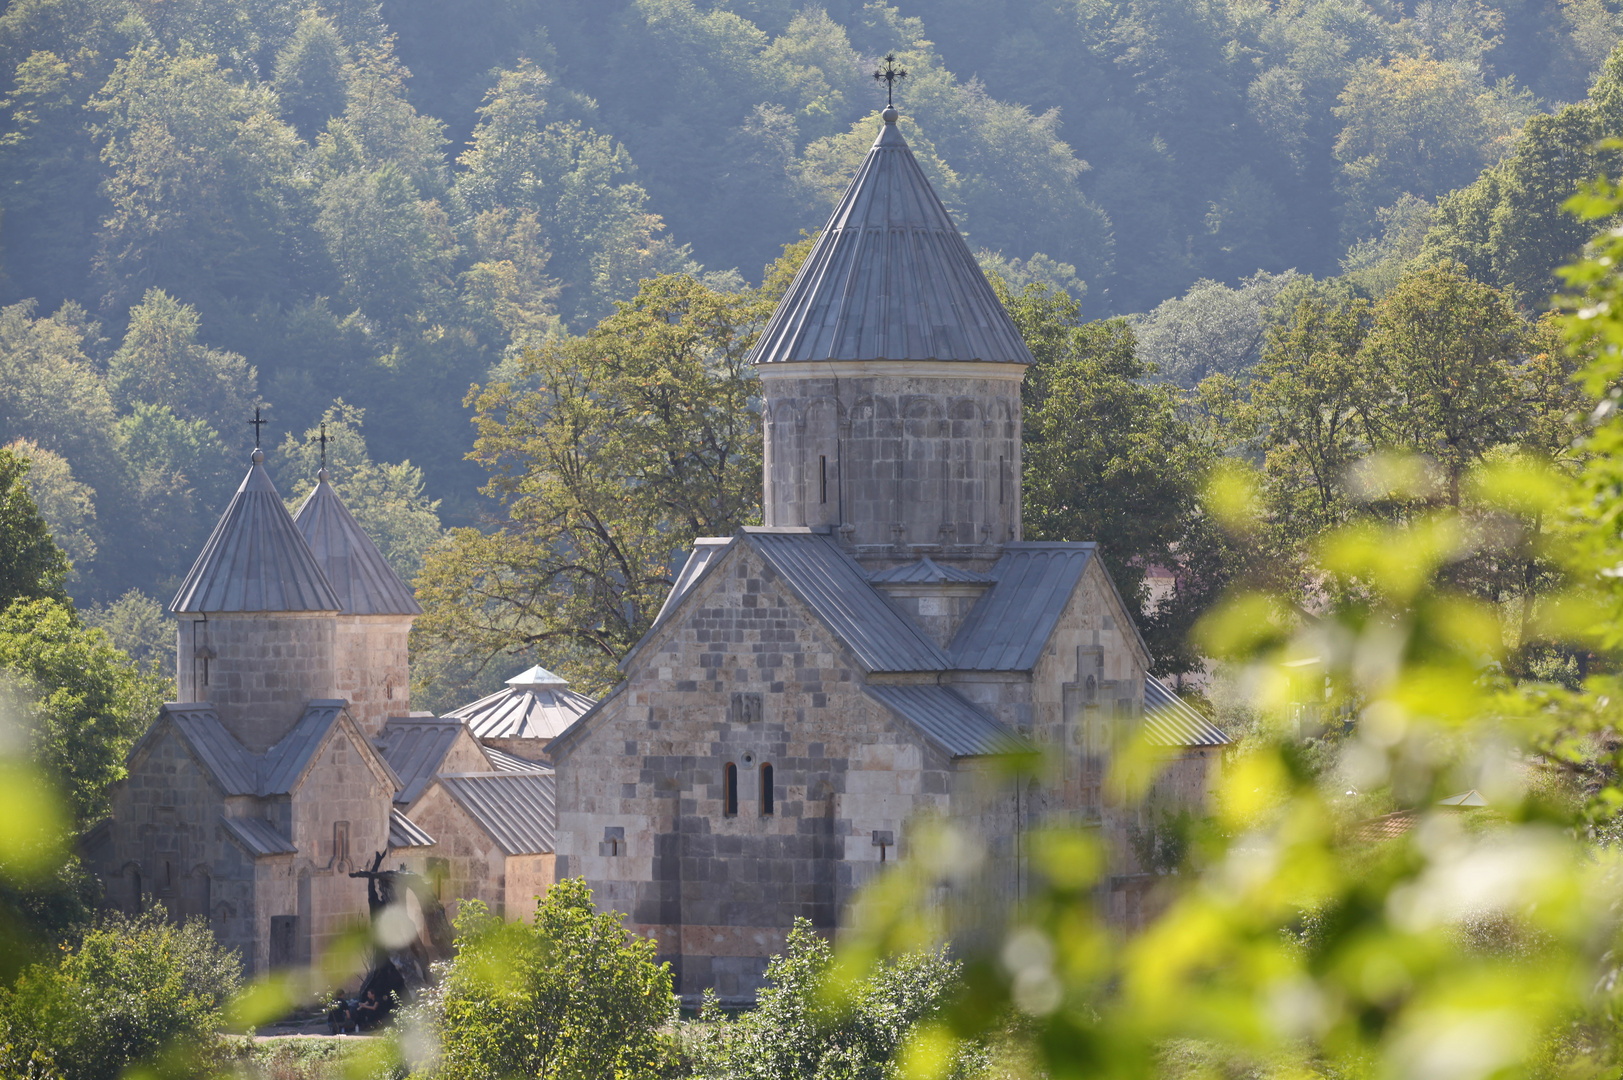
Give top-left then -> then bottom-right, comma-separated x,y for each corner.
0,908 -> 240,1080
685,918 -> 982,1080
420,878 -> 676,1080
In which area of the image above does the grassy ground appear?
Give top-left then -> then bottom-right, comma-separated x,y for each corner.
218,1035 -> 394,1080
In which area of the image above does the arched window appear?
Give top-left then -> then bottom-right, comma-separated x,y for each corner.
760,764 -> 775,816
724,763 -> 739,817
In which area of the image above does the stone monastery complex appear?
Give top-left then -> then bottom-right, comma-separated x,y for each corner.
86,103 -> 1230,1002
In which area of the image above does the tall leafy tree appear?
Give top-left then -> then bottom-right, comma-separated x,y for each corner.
0,447 -> 69,606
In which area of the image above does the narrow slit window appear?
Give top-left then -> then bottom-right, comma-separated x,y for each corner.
999,456 -> 1006,504
819,455 -> 828,504
760,764 -> 775,815
724,763 -> 739,817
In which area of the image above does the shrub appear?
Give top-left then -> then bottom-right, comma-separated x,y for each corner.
422,878 -> 676,1079
0,907 -> 240,1080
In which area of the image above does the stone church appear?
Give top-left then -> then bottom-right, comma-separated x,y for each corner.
84,102 -> 1226,990
545,103 -> 1227,1001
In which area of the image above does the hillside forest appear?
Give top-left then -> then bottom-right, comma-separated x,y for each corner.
0,0 -> 1619,706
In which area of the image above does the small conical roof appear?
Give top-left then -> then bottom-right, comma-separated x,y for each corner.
506,665 -> 567,689
751,109 -> 1034,367
293,479 -> 422,616
170,453 -> 342,614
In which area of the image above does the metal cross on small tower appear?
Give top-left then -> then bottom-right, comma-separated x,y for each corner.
873,54 -> 906,106
317,422 -> 328,469
248,406 -> 267,448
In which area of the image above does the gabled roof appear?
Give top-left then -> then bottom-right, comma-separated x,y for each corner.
388,809 -> 436,850
748,530 -> 950,672
655,538 -> 730,623
293,479 -> 422,616
258,700 -> 400,796
445,677 -> 597,742
865,684 -> 1034,758
436,772 -> 556,855
1143,678 -> 1230,748
951,543 -> 1101,670
220,815 -> 297,856
869,557 -> 993,585
136,703 -> 258,796
171,455 -> 341,614
375,718 -> 474,805
750,111 -> 1034,367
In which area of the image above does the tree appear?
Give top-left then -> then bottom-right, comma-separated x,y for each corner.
0,447 -> 68,607
0,597 -> 168,828
687,918 -> 980,1080
0,909 -> 240,1080
1132,270 -> 1300,388
272,15 -> 350,142
1007,281 -> 1217,676
4,439 -> 95,574
415,270 -> 772,695
83,590 -> 172,678
106,289 -> 257,438
427,879 -> 676,1080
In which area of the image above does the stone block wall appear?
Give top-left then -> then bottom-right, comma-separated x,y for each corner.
175,614 -> 338,752
406,784 -> 505,919
335,615 -> 414,738
551,541 -> 964,1001
758,366 -> 1024,565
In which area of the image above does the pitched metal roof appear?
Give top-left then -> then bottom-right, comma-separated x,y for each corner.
1142,678 -> 1230,748
505,665 -> 567,689
388,809 -> 436,850
748,530 -> 950,672
258,700 -> 351,794
950,543 -> 1096,671
436,771 -> 556,855
170,455 -> 342,614
484,745 -> 549,772
750,113 -> 1034,367
445,681 -> 597,742
293,479 -> 422,616
375,719 -> 468,805
869,557 -> 993,584
655,538 -> 731,623
220,815 -> 297,856
152,703 -> 257,795
864,683 -> 1034,758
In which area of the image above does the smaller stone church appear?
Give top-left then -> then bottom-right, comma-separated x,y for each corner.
84,453 -> 591,974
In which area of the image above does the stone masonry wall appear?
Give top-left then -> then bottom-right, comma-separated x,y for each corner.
406,783 -> 506,919
335,615 -> 414,739
551,540 -> 963,1001
175,614 -> 337,752
759,369 -> 1023,567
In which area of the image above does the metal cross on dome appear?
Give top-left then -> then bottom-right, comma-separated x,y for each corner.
316,421 -> 328,469
873,54 -> 906,106
248,406 -> 267,448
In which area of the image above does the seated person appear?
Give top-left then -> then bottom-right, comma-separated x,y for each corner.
354,989 -> 384,1032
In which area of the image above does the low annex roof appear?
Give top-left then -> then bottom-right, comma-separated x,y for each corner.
388,809 -> 436,850
220,815 -> 297,856
1142,678 -> 1230,748
375,718 -> 470,805
144,703 -> 258,796
171,455 -> 342,614
951,544 -> 1103,670
864,684 -> 1034,758
436,771 -> 556,855
294,479 -> 422,616
484,745 -> 548,772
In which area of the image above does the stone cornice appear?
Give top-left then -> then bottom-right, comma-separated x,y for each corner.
754,360 -> 1028,382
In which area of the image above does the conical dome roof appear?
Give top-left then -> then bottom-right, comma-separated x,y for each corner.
751,110 -> 1034,367
293,478 -> 422,616
170,454 -> 342,614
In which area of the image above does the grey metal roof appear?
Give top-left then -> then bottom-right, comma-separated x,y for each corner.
445,682 -> 597,742
864,684 -> 1034,758
950,544 -> 1096,671
655,539 -> 731,623
170,456 -> 342,614
436,771 -> 556,855
484,745 -> 549,772
375,719 -> 467,805
388,809 -> 436,849
869,557 -> 993,585
748,530 -> 950,672
151,703 -> 257,795
1143,678 -> 1230,747
504,665 -> 567,689
750,114 -> 1034,368
220,815 -> 297,856
258,700 -> 355,794
294,479 -> 422,616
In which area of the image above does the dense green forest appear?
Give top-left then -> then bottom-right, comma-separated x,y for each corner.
1,0 -> 1621,697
